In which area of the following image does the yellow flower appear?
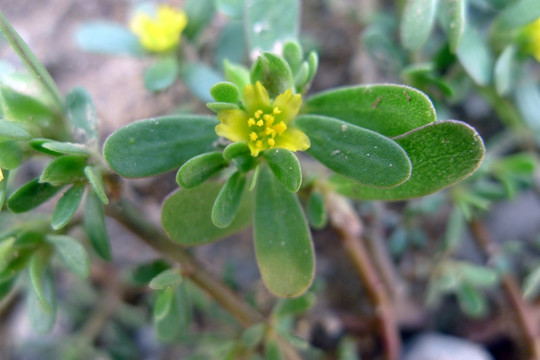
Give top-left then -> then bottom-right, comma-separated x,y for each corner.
216,82 -> 310,157
522,17 -> 540,61
130,4 -> 188,53
0,169 -> 3,183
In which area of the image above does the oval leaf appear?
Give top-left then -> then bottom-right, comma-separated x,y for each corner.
52,184 -> 85,230
84,189 -> 111,260
303,84 -> 436,137
439,0 -> 466,52
210,81 -> 240,103
144,57 -> 179,92
0,140 -> 23,169
162,181 -> 254,245
212,171 -> 247,228
306,191 -> 327,230
176,151 -> 227,188
66,87 -> 99,145
7,177 -> 63,213
254,166 -> 314,297
295,115 -> 412,188
40,155 -> 87,186
153,287 -> 174,320
84,166 -> 108,204
104,115 -> 219,178
29,245 -> 53,313
0,119 -> 31,140
149,269 -> 183,290
41,141 -> 90,156
46,235 -> 90,279
27,267 -> 57,334
263,148 -> 302,193
456,27 -> 493,86
76,21 -> 144,56
250,52 -> 294,99
330,120 -> 485,200
180,63 -> 223,103
400,0 -> 437,50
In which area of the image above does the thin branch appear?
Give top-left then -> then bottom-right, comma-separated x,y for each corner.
326,192 -> 401,360
469,218 -> 540,360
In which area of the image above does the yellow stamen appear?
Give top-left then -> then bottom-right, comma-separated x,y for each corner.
249,132 -> 258,141
273,107 -> 281,115
265,127 -> 275,136
256,119 -> 264,127
274,121 -> 287,135
256,140 -> 263,148
254,110 -> 263,119
263,114 -> 275,127
267,138 -> 275,146
248,118 -> 256,126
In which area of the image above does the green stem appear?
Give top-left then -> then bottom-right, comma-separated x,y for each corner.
0,9 -> 65,113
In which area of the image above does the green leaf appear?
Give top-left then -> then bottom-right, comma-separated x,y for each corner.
0,140 -> 23,169
0,278 -> 15,302
263,148 -> 302,193
27,267 -> 57,334
241,323 -> 266,348
0,9 -> 64,111
41,141 -> 90,156
154,285 -> 191,342
176,151 -> 227,188
245,0 -> 299,53
29,245 -> 53,313
144,57 -> 179,92
29,138 -> 64,156
180,63 -> 223,103
330,120 -> 485,200
216,22 -> 246,68
439,0 -> 466,52
104,115 -> 219,178
7,178 -> 63,213
264,339 -> 284,360
217,0 -> 244,18
458,263 -> 499,288
40,155 -> 87,186
306,191 -> 327,230
456,283 -> 488,317
84,166 -> 108,204
65,87 -> 99,145
46,235 -> 90,279
184,0 -> 215,41
272,292 -> 316,317
131,260 -> 170,285
400,0 -> 438,50
250,52 -> 294,99
254,166 -> 314,297
210,81 -> 240,103
295,115 -> 412,188
249,164 -> 260,191
84,189 -> 111,260
149,269 -> 183,290
207,102 -> 239,112
0,169 -> 8,209
303,84 -> 436,137
283,41 -> 303,74
224,60 -> 251,93
456,27 -> 493,86
223,142 -> 257,172
154,287 -> 174,320
75,21 -> 144,56
162,181 -> 254,245
212,171 -> 247,228
523,265 -> 540,301
443,205 -> 465,251
0,119 -> 31,140
494,45 -> 517,96
494,0 -> 540,30
52,184 -> 85,230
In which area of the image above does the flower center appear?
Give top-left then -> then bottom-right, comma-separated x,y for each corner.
247,107 -> 287,150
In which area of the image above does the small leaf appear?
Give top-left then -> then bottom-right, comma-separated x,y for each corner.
456,27 -> 493,86
0,119 -> 31,140
51,184 -> 85,230
144,57 -> 179,92
245,0 -> 299,53
0,140 -> 23,169
29,245 -> 53,313
27,267 -> 57,334
443,205 -> 465,251
207,102 -> 239,112
250,52 -> 294,99
0,169 -> 8,209
303,84 -> 436,137
75,21 -> 144,56
523,265 -> 540,301
29,138 -> 64,156
456,283 -> 488,317
154,287 -> 174,321
84,189 -> 111,260
41,141 -> 89,156
149,269 -> 183,290
40,155 -> 87,186
295,115 -> 412,188
183,0 -> 215,41
162,181 -> 254,245
210,81 -> 240,103
224,60 -> 250,92
400,0 -> 438,50
249,164 -> 260,191
306,191 -> 327,230
131,260 -> 170,285
176,151 -> 227,188
330,120 -> 485,200
264,339 -> 284,360
459,263 -> 499,288
494,45 -> 517,96
180,63 -> 223,103
241,323 -> 266,348
212,171 -> 247,228
104,115 -> 219,178
84,166 -> 108,204
46,235 -> 90,279
216,21 -> 246,67
223,142 -> 257,172
154,285 -> 191,342
272,292 -> 316,317
439,0 -> 466,52
493,0 -> 540,31
263,149 -> 302,193
7,177 -> 63,213
66,87 -> 99,145
254,166 -> 314,297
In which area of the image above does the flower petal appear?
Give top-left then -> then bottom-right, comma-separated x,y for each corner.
273,90 -> 302,124
244,82 -> 271,113
274,127 -> 311,152
216,109 -> 249,142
